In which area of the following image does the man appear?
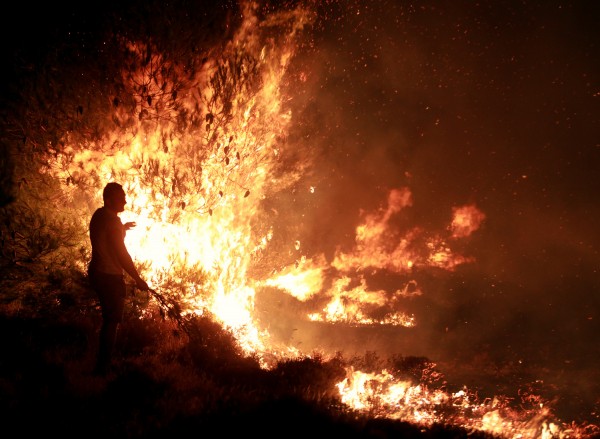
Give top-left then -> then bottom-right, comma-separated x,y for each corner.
88,182 -> 149,375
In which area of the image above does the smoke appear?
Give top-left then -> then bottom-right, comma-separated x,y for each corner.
263,0 -> 600,419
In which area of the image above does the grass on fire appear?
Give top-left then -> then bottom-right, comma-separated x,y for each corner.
0,265 -> 497,439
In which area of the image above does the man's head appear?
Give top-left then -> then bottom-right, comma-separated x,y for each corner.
103,182 -> 127,213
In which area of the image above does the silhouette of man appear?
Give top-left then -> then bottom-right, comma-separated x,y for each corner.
88,182 -> 149,375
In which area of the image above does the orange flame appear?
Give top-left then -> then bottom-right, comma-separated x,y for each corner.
46,1 -> 597,437
337,367 -> 588,438
450,204 -> 486,238
51,1 -> 315,357
265,185 -> 479,327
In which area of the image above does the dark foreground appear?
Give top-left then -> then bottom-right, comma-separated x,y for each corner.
0,278 -> 501,439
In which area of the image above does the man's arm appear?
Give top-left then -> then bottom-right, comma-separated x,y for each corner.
107,226 -> 149,290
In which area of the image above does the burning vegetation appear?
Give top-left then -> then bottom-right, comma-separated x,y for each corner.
1,1 -> 598,438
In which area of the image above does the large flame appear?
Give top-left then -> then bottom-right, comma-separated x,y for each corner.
46,2 -> 596,438
265,187 -> 481,328
53,1 -> 314,355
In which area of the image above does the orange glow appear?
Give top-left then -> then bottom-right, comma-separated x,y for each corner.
46,2 -> 596,437
450,204 -> 486,238
51,1 -> 314,356
264,255 -> 325,301
336,368 -> 587,438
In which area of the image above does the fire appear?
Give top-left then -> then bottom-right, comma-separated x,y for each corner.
337,368 -> 587,439
265,185 -> 478,327
52,1 -> 314,355
450,204 -> 486,238
44,1 -> 596,437
264,255 -> 325,301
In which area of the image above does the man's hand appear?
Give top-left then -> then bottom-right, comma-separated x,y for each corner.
124,221 -> 137,231
135,277 -> 150,291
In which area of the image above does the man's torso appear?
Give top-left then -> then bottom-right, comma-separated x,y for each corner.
89,206 -> 125,276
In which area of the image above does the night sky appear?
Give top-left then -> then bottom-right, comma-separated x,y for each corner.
2,0 -> 599,424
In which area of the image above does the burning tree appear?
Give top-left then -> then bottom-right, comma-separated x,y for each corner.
1,0 -> 314,342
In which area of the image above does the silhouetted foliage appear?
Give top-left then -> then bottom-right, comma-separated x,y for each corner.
0,294 -> 499,439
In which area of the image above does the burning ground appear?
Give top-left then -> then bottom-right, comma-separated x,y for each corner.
1,0 -> 599,437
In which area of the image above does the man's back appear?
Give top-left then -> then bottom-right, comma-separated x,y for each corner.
89,206 -> 124,276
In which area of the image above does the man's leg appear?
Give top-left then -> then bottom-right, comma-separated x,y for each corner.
95,318 -> 119,375
93,274 -> 126,375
